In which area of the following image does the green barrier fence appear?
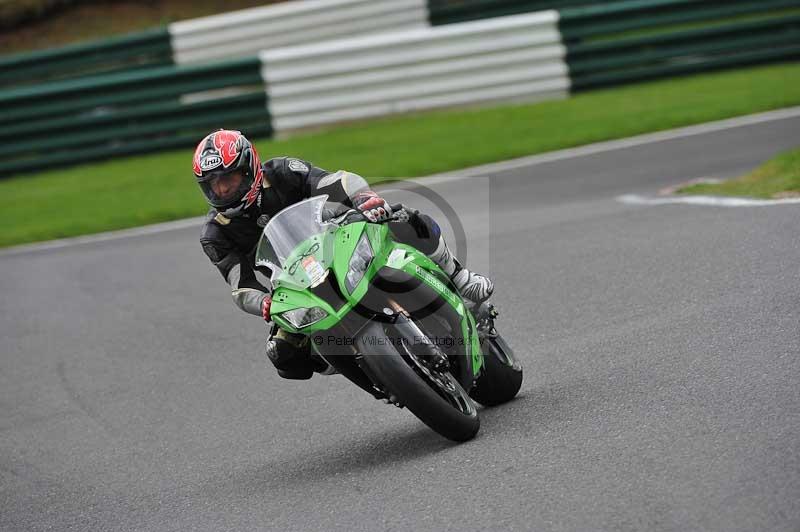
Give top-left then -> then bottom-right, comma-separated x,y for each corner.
568,16 -> 800,89
430,0 -> 800,89
559,0 -> 799,39
0,28 -> 173,89
1,57 -> 270,176
560,0 -> 800,90
2,0 -> 798,176
4,123 -> 273,176
0,57 -> 263,125
428,0 -> 588,25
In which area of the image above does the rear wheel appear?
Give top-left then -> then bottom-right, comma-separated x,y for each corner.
359,321 -> 480,442
469,334 -> 523,406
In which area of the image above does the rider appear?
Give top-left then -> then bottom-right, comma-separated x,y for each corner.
195,129 -> 494,380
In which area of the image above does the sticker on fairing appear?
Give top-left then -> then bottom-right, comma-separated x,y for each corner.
302,256 -> 326,285
415,265 -> 458,306
288,159 -> 309,173
388,248 -> 405,265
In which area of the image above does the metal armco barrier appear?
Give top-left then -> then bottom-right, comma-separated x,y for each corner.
428,0 -> 590,25
170,0 -> 429,65
0,0 -> 429,88
1,0 -> 798,175
0,28 -> 173,89
559,0 -> 800,90
559,0 -> 799,39
0,58 -> 270,175
567,15 -> 800,89
262,10 -> 569,133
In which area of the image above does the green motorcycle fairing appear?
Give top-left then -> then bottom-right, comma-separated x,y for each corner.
260,206 -> 483,375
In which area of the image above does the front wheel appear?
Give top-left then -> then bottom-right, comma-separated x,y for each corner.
469,334 -> 523,406
358,321 -> 480,442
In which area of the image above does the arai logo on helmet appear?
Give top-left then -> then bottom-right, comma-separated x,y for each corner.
200,155 -> 223,171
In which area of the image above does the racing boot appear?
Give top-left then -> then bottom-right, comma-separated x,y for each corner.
266,328 -> 337,379
427,235 -> 494,304
265,328 -> 314,380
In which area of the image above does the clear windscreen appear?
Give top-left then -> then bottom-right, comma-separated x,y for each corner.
257,195 -> 333,267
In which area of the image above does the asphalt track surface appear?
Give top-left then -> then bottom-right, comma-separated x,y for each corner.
2,115 -> 799,532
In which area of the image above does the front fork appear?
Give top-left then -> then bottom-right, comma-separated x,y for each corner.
470,301 -> 518,369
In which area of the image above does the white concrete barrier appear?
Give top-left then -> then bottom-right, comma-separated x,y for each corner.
170,0 -> 429,65
261,11 -> 569,133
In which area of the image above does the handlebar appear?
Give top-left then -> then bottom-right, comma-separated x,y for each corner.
331,203 -> 405,225
331,203 -> 408,226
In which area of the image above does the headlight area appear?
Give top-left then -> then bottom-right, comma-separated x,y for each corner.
345,232 -> 374,293
278,306 -> 329,329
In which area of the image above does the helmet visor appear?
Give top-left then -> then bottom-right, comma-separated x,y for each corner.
199,169 -> 253,209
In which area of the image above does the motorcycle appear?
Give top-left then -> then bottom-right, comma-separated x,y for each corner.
255,194 -> 522,442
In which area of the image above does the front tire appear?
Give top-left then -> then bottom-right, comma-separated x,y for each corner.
359,321 -> 480,442
469,334 -> 523,406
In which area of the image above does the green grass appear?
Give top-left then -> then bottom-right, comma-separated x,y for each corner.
678,148 -> 800,199
3,61 -> 800,248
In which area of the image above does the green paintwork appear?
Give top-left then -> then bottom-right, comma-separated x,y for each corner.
567,14 -> 800,89
559,0 -> 799,40
428,0 -> 589,25
0,28 -> 172,88
269,221 -> 484,375
0,57 -> 269,175
561,0 -> 800,90
0,94 -> 269,156
0,57 -> 263,125
429,0 -> 800,94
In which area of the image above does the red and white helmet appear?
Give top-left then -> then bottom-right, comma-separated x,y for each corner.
193,129 -> 263,216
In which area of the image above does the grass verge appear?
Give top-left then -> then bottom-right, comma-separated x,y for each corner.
678,148 -> 800,199
2,61 -> 800,248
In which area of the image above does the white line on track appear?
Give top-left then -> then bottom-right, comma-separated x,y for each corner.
617,194 -> 800,207
3,106 -> 799,257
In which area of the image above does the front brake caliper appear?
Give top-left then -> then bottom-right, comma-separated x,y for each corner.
475,303 -> 499,340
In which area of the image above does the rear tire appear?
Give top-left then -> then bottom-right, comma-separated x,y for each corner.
359,321 -> 480,442
469,334 -> 523,406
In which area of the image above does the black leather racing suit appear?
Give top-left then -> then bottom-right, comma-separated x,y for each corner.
200,157 -> 442,376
